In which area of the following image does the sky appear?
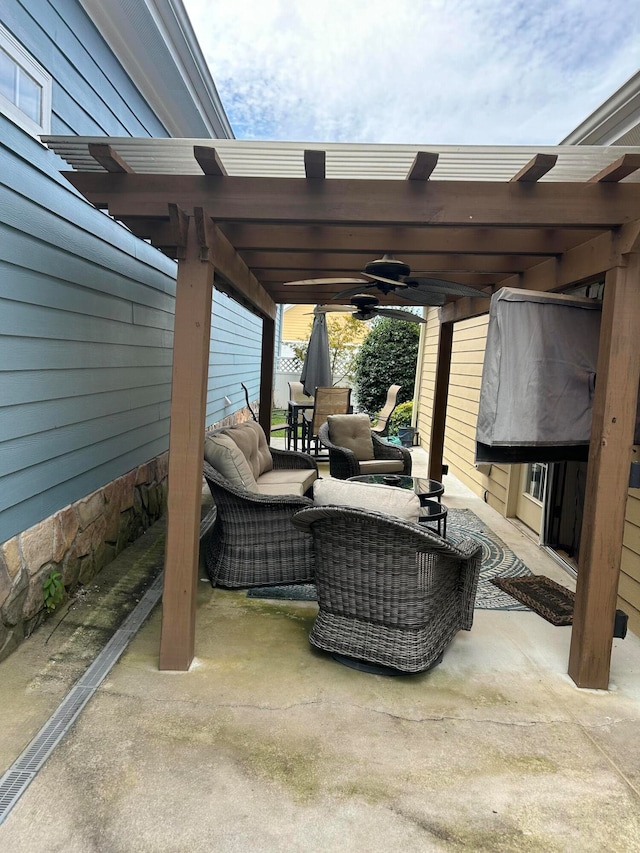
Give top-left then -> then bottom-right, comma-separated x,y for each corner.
182,0 -> 640,145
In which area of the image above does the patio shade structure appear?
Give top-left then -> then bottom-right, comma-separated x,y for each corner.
42,137 -> 640,689
300,309 -> 332,397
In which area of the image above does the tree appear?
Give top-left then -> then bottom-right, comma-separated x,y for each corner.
352,318 -> 420,415
292,314 -> 366,384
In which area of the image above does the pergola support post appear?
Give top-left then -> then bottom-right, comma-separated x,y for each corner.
159,217 -> 213,671
568,255 -> 640,688
259,316 -> 275,437
428,319 -> 454,481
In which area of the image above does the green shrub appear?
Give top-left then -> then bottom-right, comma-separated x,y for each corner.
352,318 -> 419,415
388,401 -> 413,436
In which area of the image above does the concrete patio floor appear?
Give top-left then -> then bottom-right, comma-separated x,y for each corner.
1,447 -> 640,852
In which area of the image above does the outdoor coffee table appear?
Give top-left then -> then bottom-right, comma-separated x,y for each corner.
348,474 -> 447,536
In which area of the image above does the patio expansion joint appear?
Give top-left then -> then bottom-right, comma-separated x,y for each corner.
575,719 -> 640,802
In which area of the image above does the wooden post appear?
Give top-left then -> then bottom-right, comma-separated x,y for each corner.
259,315 -> 275,437
428,320 -> 454,481
159,217 -> 213,670
568,255 -> 640,688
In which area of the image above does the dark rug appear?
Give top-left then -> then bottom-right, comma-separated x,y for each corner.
491,575 -> 575,625
248,508 -> 533,610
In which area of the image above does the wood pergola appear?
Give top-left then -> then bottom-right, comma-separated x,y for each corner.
45,137 -> 640,689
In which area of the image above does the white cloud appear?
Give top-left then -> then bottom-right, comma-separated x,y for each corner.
183,0 -> 640,143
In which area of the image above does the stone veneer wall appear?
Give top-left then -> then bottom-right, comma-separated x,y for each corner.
0,452 -> 168,662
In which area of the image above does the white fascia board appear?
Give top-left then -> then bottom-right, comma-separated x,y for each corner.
561,71 -> 640,146
79,0 -> 233,139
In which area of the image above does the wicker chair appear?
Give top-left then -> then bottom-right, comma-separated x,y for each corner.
292,505 -> 482,673
318,419 -> 412,480
203,444 -> 318,588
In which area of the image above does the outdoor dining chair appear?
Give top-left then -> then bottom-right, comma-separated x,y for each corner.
301,386 -> 351,455
371,383 -> 401,436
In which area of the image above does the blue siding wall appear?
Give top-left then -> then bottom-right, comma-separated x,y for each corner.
0,1 -> 262,543
4,0 -> 168,137
207,292 -> 263,425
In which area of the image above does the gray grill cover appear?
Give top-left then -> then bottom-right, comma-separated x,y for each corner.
476,288 -> 602,463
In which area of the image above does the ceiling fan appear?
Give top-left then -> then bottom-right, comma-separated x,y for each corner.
284,254 -> 490,305
312,294 -> 427,324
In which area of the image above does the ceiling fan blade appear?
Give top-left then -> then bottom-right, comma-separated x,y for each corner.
361,272 -> 409,289
395,288 -> 446,306
312,305 -> 354,314
375,308 -> 427,324
282,277 -> 370,287
407,278 -> 491,298
333,283 -> 380,300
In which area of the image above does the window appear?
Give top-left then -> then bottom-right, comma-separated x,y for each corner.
524,463 -> 547,503
0,24 -> 51,136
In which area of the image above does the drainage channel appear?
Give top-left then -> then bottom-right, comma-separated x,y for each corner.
0,572 -> 163,825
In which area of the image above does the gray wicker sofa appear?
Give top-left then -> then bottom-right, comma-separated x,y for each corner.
203,420 -> 318,588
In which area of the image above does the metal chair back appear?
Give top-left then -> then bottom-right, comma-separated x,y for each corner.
371,384 -> 401,435
304,386 -> 351,453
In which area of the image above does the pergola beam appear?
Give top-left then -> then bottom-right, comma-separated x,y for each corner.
193,145 -> 228,176
589,153 -> 640,183
510,153 -> 558,182
236,251 -> 545,274
304,149 -> 326,179
221,223 -> 603,255
63,172 -> 640,227
88,142 -> 133,173
407,151 -> 438,181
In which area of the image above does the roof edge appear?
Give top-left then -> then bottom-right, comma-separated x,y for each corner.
561,71 -> 640,145
78,0 -> 233,139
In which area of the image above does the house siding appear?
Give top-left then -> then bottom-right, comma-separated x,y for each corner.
0,1 -> 261,546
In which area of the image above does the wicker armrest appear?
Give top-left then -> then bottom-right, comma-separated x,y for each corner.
371,433 -> 412,471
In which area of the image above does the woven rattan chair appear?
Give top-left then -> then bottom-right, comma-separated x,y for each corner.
371,384 -> 401,436
318,419 -> 411,479
302,386 -> 352,455
203,444 -> 318,588
292,505 -> 482,673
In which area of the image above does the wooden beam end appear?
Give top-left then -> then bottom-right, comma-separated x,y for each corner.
304,149 -> 326,179
88,143 -> 133,174
510,153 -> 558,183
193,145 -> 228,176
408,151 -> 438,181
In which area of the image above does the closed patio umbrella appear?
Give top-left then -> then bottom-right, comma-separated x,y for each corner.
301,308 -> 332,397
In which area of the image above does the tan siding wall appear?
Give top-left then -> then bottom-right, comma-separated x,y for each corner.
415,307 -> 440,446
282,304 -> 368,343
620,476 -> 640,635
282,305 -> 314,341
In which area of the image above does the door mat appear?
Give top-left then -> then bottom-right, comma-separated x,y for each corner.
247,508 -> 533,610
490,575 -> 575,625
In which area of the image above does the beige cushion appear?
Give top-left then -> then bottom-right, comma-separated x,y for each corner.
357,459 -> 404,475
313,478 -> 420,522
223,421 -> 273,476
204,433 -> 258,490
327,414 -> 374,461
257,468 -> 317,496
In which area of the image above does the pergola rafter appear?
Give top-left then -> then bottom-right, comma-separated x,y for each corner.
43,136 -> 640,689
